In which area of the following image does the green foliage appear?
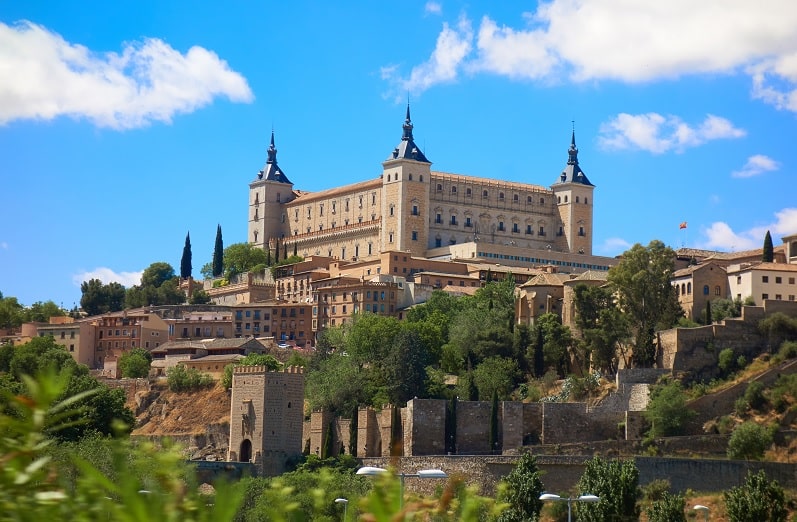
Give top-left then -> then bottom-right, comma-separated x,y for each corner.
640,478 -> 671,503
724,470 -> 787,522
118,348 -> 152,378
532,313 -> 573,377
213,224 -> 224,278
222,242 -> 268,279
495,452 -> 545,522
644,379 -> 694,438
0,336 -> 134,441
188,288 -> 211,305
710,297 -> 742,322
0,294 -> 25,328
79,278 -> 126,316
125,262 -> 185,308
572,283 -> 630,374
727,421 -> 773,460
763,230 -> 774,263
645,492 -> 685,522
778,340 -> 797,360
269,255 -> 304,277
0,368 -> 244,522
743,380 -> 767,411
718,347 -> 737,376
305,351 -> 367,413
472,356 -> 520,400
21,300 -> 66,323
607,240 -> 683,367
180,231 -> 192,279
166,365 -> 214,392
770,373 -> 797,413
758,312 -> 797,350
576,456 -> 640,522
382,328 -> 431,404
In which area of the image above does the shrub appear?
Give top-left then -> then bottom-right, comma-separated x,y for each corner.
778,340 -> 797,360
644,380 -> 695,438
166,365 -> 214,392
645,492 -> 685,522
718,348 -> 736,376
727,421 -> 773,460
641,479 -> 671,502
724,470 -> 787,522
118,348 -> 152,378
743,381 -> 767,411
770,373 -> 797,413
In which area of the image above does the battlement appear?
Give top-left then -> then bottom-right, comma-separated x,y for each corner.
232,364 -> 305,375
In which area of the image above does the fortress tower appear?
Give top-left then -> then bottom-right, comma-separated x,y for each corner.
248,132 -> 293,250
552,130 -> 595,255
227,365 -> 305,476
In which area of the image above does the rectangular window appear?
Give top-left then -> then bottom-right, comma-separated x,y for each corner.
498,222 -> 504,231
763,293 -> 769,300
776,294 -> 782,300
450,216 -> 457,225
412,205 -> 419,216
412,231 -> 418,241
526,225 -> 532,234
512,223 -> 519,233
763,276 -> 769,283
776,276 -> 782,284
790,278 -> 796,284
435,213 -> 442,224
737,276 -> 742,284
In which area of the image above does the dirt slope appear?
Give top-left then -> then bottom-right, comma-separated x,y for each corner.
131,382 -> 231,436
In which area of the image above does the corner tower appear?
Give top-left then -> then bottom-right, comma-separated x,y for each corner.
380,105 -> 432,257
248,132 -> 293,250
551,129 -> 594,255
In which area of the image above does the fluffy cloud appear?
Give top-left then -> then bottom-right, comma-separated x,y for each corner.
424,2 -> 442,15
390,1 -> 797,112
0,21 -> 253,129
702,208 -> 797,251
598,113 -> 745,154
731,155 -> 780,178
72,267 -> 143,288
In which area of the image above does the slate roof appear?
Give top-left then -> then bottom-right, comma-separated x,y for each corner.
257,131 -> 292,184
385,105 -> 430,163
552,130 -> 593,186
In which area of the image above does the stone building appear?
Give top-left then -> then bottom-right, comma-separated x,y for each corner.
248,107 -> 597,265
228,365 -> 305,476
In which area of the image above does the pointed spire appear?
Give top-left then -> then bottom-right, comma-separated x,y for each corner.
267,129 -> 278,165
402,103 -> 414,141
568,122 -> 579,166
258,129 -> 292,184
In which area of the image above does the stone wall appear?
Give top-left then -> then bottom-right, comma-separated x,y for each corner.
456,401 -> 493,454
359,455 -> 797,496
542,402 -> 622,445
405,399 -> 446,456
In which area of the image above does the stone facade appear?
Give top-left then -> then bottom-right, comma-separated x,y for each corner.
227,365 -> 305,476
248,108 -> 597,270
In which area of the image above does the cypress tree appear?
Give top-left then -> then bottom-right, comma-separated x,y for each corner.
322,420 -> 334,459
212,225 -> 223,277
293,241 -> 298,257
489,389 -> 500,454
763,230 -> 774,262
275,240 -> 280,262
445,396 -> 457,454
180,232 -> 192,279
390,406 -> 403,456
705,299 -> 712,324
266,239 -> 272,265
348,407 -> 358,457
283,241 -> 288,261
534,326 -> 545,378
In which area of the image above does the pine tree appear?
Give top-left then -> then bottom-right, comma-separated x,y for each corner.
212,225 -> 224,277
180,232 -> 192,279
283,241 -> 288,261
763,230 -> 774,262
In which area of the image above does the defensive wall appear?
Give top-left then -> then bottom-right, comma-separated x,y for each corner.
358,455 -> 797,496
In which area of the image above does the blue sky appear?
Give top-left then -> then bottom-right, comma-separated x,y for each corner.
2,1 -> 796,309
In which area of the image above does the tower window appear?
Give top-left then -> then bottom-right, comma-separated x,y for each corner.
451,186 -> 457,194
412,205 -> 419,216
408,174 -> 413,181
499,192 -> 505,200
437,184 -> 442,192
466,188 -> 472,197
483,190 -> 488,198
276,193 -> 281,202
412,231 -> 418,241
513,194 -> 519,202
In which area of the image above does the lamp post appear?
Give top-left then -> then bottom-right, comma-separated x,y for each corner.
693,504 -> 710,522
334,498 -> 348,521
539,493 -> 600,522
356,466 -> 448,508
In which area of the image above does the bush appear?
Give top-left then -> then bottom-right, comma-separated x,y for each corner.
724,470 -> 787,522
727,421 -> 773,460
118,348 -> 152,378
645,492 -> 685,522
166,365 -> 214,392
770,373 -> 797,413
778,340 -> 797,360
644,380 -> 695,438
641,479 -> 671,502
718,348 -> 736,376
743,381 -> 767,411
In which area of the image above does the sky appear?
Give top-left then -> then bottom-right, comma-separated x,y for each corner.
1,1 -> 797,310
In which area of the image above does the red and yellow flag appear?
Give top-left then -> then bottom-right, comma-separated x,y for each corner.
679,222 -> 688,229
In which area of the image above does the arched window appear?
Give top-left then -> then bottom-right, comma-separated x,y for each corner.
715,285 -> 721,296
408,174 -> 413,180
451,186 -> 457,194
437,183 -> 442,192
419,175 -> 424,182
687,283 -> 692,294
703,285 -> 709,295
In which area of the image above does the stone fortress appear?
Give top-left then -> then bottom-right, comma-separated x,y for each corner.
248,106 -> 598,264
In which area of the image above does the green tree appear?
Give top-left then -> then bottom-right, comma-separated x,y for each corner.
472,356 -> 520,400
80,279 -> 126,316
496,452 -> 545,522
532,313 -> 573,376
758,312 -> 797,350
644,380 -> 694,438
724,470 -> 786,522
189,289 -> 211,304
22,301 -> 65,323
118,348 -> 152,378
576,456 -> 640,522
710,297 -> 742,322
608,240 -> 683,367
221,353 -> 281,389
572,284 -> 630,373
762,230 -> 774,262
645,492 -> 685,522
382,328 -> 430,404
180,231 -> 192,279
125,262 -> 185,308
727,421 -> 773,460
166,365 -> 214,392
213,224 -> 224,277
223,242 -> 268,279
0,294 -> 25,328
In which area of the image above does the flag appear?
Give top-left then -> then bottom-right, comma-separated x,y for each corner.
679,222 -> 688,229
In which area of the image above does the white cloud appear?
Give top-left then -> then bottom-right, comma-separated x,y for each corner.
424,2 -> 442,15
598,113 -> 745,154
72,267 -> 143,288
597,237 -> 632,256
731,154 -> 780,178
0,21 -> 253,129
701,207 -> 797,251
383,16 -> 473,96
0,241 -> 7,250
389,1 -> 797,112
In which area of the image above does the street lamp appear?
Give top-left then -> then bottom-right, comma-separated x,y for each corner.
356,466 -> 448,508
539,493 -> 600,522
693,504 -> 709,522
334,498 -> 348,521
